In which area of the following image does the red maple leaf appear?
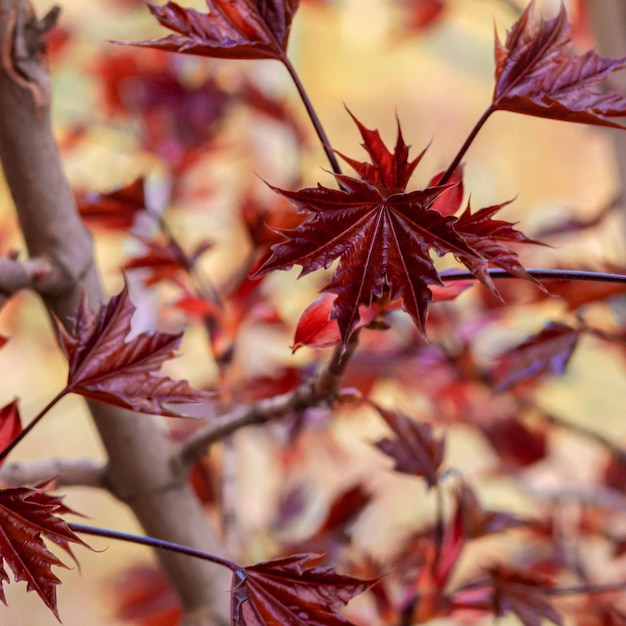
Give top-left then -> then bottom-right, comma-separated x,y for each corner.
231,553 -> 374,625
257,111 -> 520,342
491,321 -> 581,390
129,0 -> 300,62
372,404 -> 444,487
57,281 -> 210,416
493,1 -> 626,127
0,485 -> 88,619
454,200 -> 545,292
77,177 -> 147,230
0,400 -> 21,466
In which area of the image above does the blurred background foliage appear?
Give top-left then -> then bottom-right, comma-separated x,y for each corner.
0,0 -> 624,624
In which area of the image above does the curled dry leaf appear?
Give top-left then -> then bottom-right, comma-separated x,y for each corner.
231,553 -> 374,625
57,280 -> 211,416
493,1 -> 626,127
127,0 -> 301,61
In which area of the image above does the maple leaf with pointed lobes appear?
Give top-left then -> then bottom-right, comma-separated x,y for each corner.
57,281 -> 211,416
454,200 -> 546,292
231,553 -> 374,625
493,1 -> 626,128
373,405 -> 444,488
129,0 -> 300,61
0,485 -> 88,619
257,112 -> 498,343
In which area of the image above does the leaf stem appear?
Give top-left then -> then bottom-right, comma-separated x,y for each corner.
0,389 -> 68,464
282,54 -> 342,175
441,267 -> 626,285
69,523 -> 238,571
438,106 -> 495,186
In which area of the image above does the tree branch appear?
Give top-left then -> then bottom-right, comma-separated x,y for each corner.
0,256 -> 58,304
0,3 -> 229,623
176,332 -> 360,470
0,457 -> 106,488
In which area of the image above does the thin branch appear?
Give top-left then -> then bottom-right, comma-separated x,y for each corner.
282,54 -> 342,176
0,389 -> 67,463
175,331 -> 360,470
438,106 -> 494,186
441,267 -> 626,285
70,523 -> 238,572
0,457 -> 105,488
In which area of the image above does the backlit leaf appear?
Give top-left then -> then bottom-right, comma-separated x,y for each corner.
231,553 -> 374,625
128,0 -> 300,61
491,321 -> 581,390
257,112 -> 494,343
57,281 -> 210,416
493,1 -> 626,128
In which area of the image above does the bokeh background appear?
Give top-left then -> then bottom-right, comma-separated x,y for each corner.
1,0 -> 624,624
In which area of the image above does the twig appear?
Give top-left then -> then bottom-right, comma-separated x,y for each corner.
441,268 -> 626,285
175,332 -> 360,470
0,457 -> 105,488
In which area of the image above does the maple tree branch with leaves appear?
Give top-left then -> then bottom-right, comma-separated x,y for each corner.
0,1 -> 625,625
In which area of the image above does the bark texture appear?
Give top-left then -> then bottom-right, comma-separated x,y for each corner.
0,2 -> 230,623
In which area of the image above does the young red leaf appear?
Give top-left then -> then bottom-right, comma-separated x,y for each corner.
372,404 -> 444,487
0,485 -> 88,619
493,1 -> 626,128
428,166 -> 464,217
77,177 -> 147,230
128,0 -> 301,62
481,416 -> 547,468
57,281 -> 210,416
257,112 -> 486,343
0,400 -> 21,466
491,321 -> 581,390
231,553 -> 374,625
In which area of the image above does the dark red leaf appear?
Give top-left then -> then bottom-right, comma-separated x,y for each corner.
454,200 -> 545,292
314,484 -> 372,538
372,404 -> 444,487
0,335 -> 7,348
257,112 -> 493,343
0,486 -> 88,619
481,416 -> 548,468
57,280 -> 210,416
231,553 -> 374,625
0,400 -> 21,466
77,177 -> 147,230
493,1 -> 626,128
128,0 -> 301,62
489,565 -> 564,626
94,50 -> 230,172
491,321 -> 581,390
